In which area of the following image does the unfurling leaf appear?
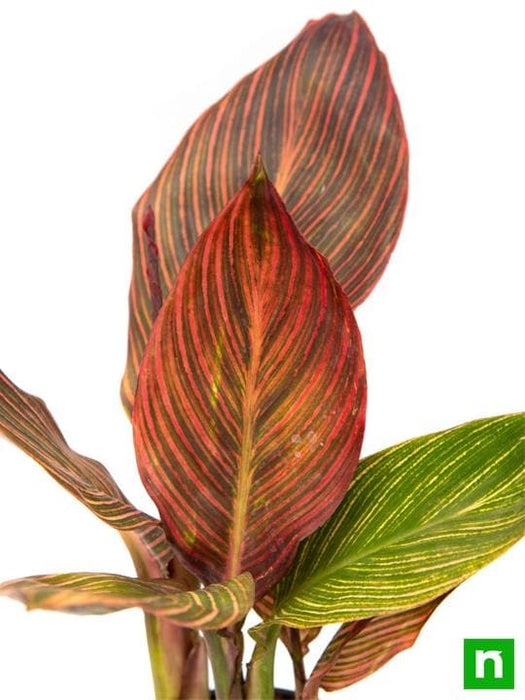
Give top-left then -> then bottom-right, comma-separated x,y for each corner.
132,159 -> 366,596
303,594 -> 448,697
122,11 -> 406,414
0,370 -> 174,574
273,414 -> 525,626
0,571 -> 254,630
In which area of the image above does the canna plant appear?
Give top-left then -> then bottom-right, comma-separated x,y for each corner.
1,11 -> 523,700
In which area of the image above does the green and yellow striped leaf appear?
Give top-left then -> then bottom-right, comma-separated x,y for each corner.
254,592 -> 321,660
0,370 -> 174,573
272,414 -> 524,626
303,594 -> 448,697
0,571 -> 253,630
122,11 -> 407,414
132,160 -> 366,596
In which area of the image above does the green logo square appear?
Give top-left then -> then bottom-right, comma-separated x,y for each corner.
464,639 -> 514,689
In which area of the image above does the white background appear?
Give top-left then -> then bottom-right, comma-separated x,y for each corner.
0,1 -> 523,698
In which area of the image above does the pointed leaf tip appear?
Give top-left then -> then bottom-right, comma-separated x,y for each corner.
250,153 -> 268,183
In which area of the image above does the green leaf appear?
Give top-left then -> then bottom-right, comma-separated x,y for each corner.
272,414 -> 524,626
303,594 -> 448,697
122,11 -> 407,415
132,159 -> 366,596
0,571 -> 254,630
0,370 -> 174,574
255,593 -> 320,660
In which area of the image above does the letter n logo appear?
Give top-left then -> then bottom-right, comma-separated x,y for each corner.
464,639 -> 514,689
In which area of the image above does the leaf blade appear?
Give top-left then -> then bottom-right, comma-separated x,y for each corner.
0,370 -> 174,573
0,571 -> 254,630
274,414 -> 525,626
132,160 -> 366,595
122,11 -> 407,414
303,594 -> 448,696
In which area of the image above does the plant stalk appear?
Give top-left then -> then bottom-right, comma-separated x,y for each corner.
204,626 -> 244,700
246,624 -> 280,700
122,532 -> 208,699
145,614 -> 191,699
288,629 -> 306,699
180,636 -> 210,699
204,630 -> 233,700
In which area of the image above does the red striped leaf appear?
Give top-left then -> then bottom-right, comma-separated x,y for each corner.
132,159 -> 366,596
0,370 -> 173,574
122,11 -> 406,414
303,594 -> 448,697
0,571 -> 253,630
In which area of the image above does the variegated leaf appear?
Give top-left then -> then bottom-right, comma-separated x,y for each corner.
272,414 -> 524,626
132,159 -> 366,596
0,370 -> 173,573
0,571 -> 253,630
122,11 -> 406,414
303,594 -> 448,697
255,592 -> 320,660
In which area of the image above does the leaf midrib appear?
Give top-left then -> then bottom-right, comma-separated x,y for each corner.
227,281 -> 263,579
